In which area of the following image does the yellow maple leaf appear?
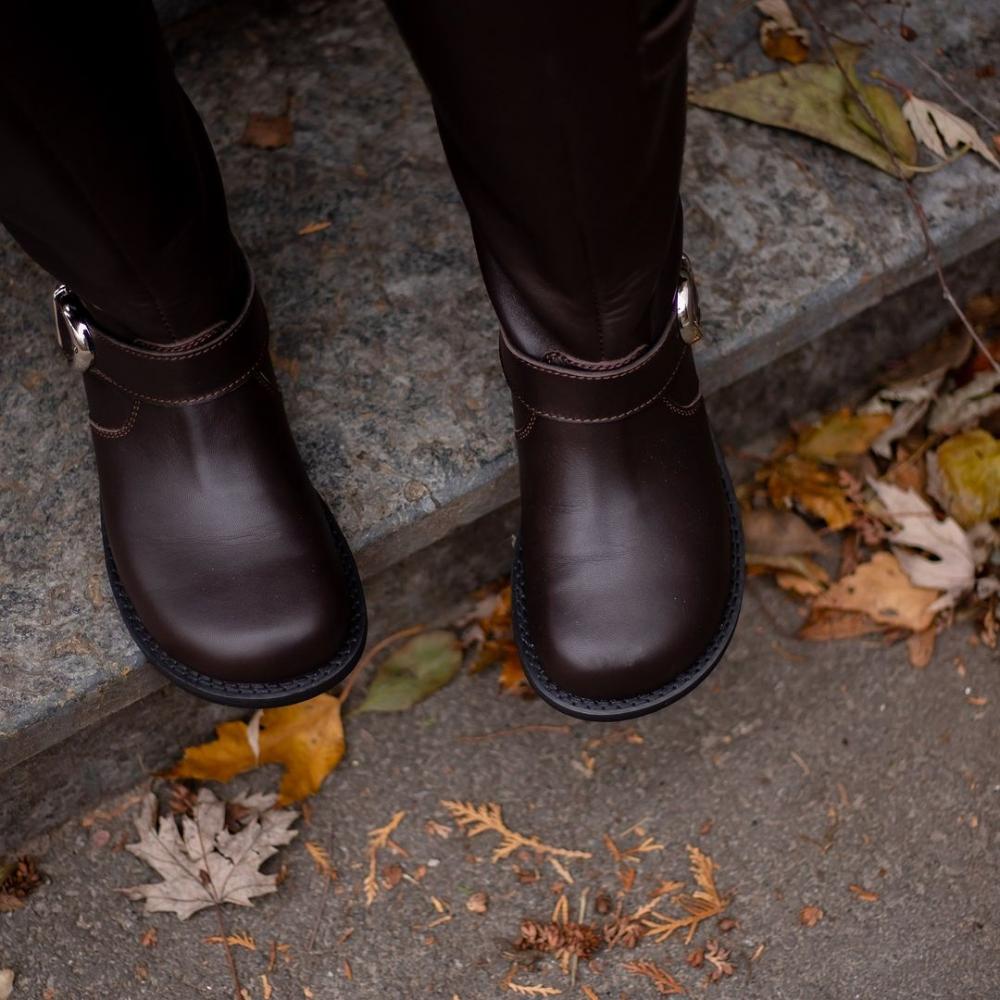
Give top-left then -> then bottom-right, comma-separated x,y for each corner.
166,695 -> 345,806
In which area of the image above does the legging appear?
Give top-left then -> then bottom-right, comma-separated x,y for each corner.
0,0 -> 693,363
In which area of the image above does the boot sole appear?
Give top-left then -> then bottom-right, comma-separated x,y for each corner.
511,440 -> 745,722
102,497 -> 368,708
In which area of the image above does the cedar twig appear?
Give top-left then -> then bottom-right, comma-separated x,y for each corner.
800,0 -> 1000,377
442,800 -> 592,862
364,811 -> 406,906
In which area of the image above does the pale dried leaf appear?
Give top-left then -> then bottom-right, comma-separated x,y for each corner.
0,969 -> 12,1000
902,96 -> 1000,169
742,508 -> 828,557
928,371 -> 1000,434
813,551 -> 940,632
868,479 -> 976,605
121,790 -> 297,920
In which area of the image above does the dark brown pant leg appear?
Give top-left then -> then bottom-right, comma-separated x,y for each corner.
385,0 -> 695,361
0,1 -> 243,343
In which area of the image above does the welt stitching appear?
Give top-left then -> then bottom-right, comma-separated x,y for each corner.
89,399 -> 141,440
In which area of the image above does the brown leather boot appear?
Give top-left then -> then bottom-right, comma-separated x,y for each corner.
54,263 -> 367,707
503,258 -> 744,721
384,0 -> 741,719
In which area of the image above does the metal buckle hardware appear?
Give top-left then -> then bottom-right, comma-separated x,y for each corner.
53,285 -> 95,372
676,253 -> 703,345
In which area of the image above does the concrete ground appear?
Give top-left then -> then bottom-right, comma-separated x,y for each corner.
1,576 -> 997,999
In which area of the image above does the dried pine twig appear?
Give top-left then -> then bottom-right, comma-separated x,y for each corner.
623,960 -> 686,996
441,801 -> 592,863
643,846 -> 729,944
364,811 -> 406,906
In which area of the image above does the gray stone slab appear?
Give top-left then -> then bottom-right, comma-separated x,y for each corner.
2,0 -> 999,778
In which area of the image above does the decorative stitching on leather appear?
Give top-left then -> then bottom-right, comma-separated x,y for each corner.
92,299 -> 254,362
505,323 -> 678,383
91,360 -> 261,406
255,369 -> 281,396
513,342 -> 692,424
514,413 -> 536,440
89,399 -> 141,440
543,344 -> 646,371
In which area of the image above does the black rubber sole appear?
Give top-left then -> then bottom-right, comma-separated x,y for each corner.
103,499 -> 368,708
511,443 -> 745,722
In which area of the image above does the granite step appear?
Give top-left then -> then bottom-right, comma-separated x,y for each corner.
2,0 -> 998,845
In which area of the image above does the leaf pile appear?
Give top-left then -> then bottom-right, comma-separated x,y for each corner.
743,310 -> 1000,663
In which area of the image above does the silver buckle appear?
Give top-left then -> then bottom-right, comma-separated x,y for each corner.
676,253 -> 703,345
53,286 -> 95,372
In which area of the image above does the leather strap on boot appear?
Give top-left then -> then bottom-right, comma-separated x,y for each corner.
53,275 -> 268,406
498,254 -> 704,424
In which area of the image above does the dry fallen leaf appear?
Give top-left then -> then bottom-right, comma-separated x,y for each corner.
747,553 -> 830,596
799,607 -> 885,641
355,630 -> 462,714
690,44 -> 915,177
742,508 -> 828,557
166,694 -> 346,805
812,551 -> 940,632
240,112 -> 293,150
799,905 -> 824,927
848,884 -> 880,902
756,0 -> 810,64
906,626 -> 936,668
868,479 -> 976,607
121,790 -> 297,920
466,891 -> 489,914
761,455 -> 856,530
0,969 -> 12,1000
902,95 -> 1000,169
797,408 -> 892,464
930,430 -> 1000,527
928,371 -> 1000,434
